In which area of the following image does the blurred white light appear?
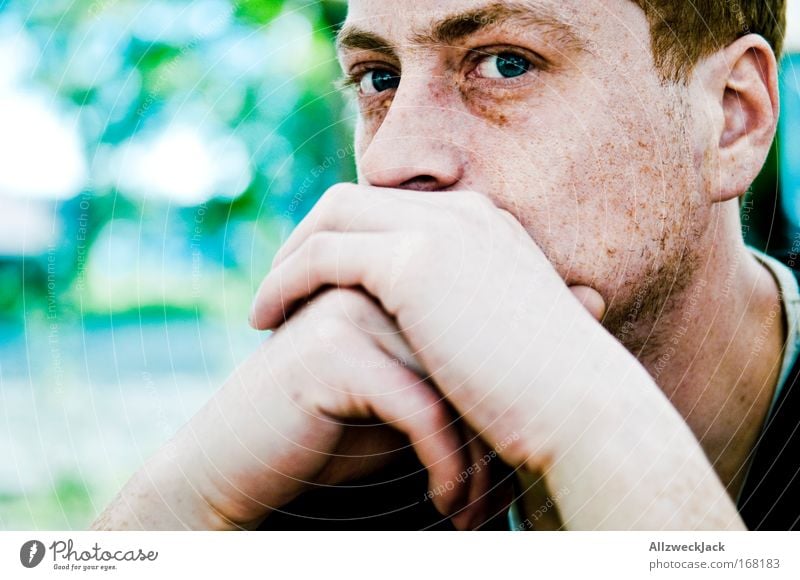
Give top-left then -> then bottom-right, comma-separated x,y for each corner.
0,92 -> 88,201
0,17 -> 39,91
131,0 -> 231,44
0,198 -> 58,256
63,20 -> 125,89
262,11 -> 315,75
788,0 -> 800,52
187,0 -> 233,38
111,124 -> 252,205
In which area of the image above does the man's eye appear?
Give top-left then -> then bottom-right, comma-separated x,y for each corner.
475,52 -> 532,79
359,69 -> 400,96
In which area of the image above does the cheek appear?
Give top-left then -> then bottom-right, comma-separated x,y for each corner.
480,108 -> 701,291
557,120 -> 702,289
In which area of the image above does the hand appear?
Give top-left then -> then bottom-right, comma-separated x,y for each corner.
248,184 -> 746,530
250,184 -> 614,470
100,287 -> 497,530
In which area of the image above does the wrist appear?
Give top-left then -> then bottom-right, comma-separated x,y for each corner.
534,359 -> 744,529
91,447 -> 238,531
518,338 -> 657,472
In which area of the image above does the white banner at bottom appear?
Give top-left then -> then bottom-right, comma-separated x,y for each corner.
1,531 -> 798,579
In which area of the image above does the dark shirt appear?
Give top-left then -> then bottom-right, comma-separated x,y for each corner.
737,260 -> 800,529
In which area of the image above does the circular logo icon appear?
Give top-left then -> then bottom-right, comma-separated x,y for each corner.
20,540 -> 46,568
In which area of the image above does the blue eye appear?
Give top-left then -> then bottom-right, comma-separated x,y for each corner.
359,69 -> 400,95
476,52 -> 532,79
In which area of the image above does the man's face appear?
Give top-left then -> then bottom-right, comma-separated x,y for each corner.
338,0 -> 715,341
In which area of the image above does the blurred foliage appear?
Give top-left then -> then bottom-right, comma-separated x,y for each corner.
1,0 -> 358,530
0,476 -> 93,530
745,53 -> 800,253
0,0 -> 354,322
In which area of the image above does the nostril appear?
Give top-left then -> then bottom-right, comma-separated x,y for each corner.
398,175 -> 441,192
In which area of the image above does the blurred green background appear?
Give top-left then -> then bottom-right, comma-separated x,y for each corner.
0,0 -> 798,530
0,0 -> 354,530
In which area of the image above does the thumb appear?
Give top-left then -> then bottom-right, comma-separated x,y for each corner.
569,285 -> 606,322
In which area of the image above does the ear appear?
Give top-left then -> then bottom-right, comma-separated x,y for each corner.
714,34 -> 780,203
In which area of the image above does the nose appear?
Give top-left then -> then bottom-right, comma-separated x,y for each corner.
357,86 -> 465,192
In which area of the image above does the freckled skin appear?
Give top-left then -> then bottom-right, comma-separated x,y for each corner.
346,0 -> 710,359
342,0 -> 785,503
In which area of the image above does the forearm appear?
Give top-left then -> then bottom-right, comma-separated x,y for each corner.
90,446 -> 237,531
91,369 -> 293,530
91,348 -> 344,531
532,355 -> 745,530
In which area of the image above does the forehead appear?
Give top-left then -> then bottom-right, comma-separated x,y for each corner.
341,0 -> 644,51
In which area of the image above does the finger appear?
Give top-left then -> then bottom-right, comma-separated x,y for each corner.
340,293 -> 482,520
312,425 -> 409,487
344,289 -> 426,377
569,285 -> 606,322
272,184 -> 433,269
367,375 -> 472,519
321,337 -> 472,519
449,426 -> 494,530
251,233 -> 389,330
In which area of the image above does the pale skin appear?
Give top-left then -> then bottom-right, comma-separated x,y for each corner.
93,0 -> 783,530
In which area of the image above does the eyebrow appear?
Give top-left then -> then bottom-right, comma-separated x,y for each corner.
335,29 -> 398,59
336,1 -> 586,57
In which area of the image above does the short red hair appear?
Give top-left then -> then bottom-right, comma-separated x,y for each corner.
630,0 -> 787,81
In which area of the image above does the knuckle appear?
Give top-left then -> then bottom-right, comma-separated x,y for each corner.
307,287 -> 346,317
292,308 -> 350,360
314,315 -> 353,350
325,182 -> 349,196
304,231 -> 328,262
401,230 -> 435,257
495,207 -> 525,231
468,190 -> 491,206
306,288 -> 376,332
433,191 -> 493,227
322,182 -> 351,207
458,190 -> 492,213
333,287 -> 376,315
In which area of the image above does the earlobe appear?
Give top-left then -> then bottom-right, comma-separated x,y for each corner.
715,35 -> 780,203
